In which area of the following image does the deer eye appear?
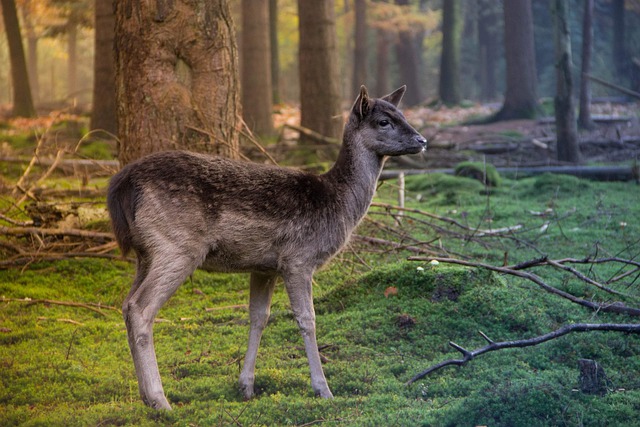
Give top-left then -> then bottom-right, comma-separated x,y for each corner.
378,119 -> 390,127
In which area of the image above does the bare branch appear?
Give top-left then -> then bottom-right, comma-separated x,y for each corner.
407,323 -> 640,385
1,297 -> 121,316
408,256 -> 640,317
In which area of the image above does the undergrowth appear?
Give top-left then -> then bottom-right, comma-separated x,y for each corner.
1,169 -> 639,426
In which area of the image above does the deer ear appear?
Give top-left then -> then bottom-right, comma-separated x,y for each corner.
382,85 -> 407,107
352,85 -> 370,120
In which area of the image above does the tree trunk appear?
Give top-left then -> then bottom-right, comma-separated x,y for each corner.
552,0 -> 580,163
352,0 -> 367,94
241,0 -> 273,136
394,0 -> 421,106
1,0 -> 36,117
67,19 -> 78,101
91,0 -> 117,135
612,0 -> 627,83
375,28 -> 390,97
297,0 -> 342,144
269,0 -> 280,105
477,0 -> 499,101
494,0 -> 538,121
578,0 -> 595,130
21,0 -> 39,103
439,0 -> 461,105
114,0 -> 241,165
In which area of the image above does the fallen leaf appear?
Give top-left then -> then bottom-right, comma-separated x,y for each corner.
384,286 -> 398,298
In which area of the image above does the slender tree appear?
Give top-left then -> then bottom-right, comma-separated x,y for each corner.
269,0 -> 280,105
90,0 -> 117,135
21,0 -> 39,102
298,0 -> 342,143
612,0 -> 627,83
477,0 -> 500,101
578,0 -> 595,130
552,0 -> 580,163
114,0 -> 241,165
439,0 -> 461,105
394,0 -> 421,106
375,28 -> 390,97
242,0 -> 273,136
494,0 -> 538,121
1,0 -> 36,117
352,0 -> 367,94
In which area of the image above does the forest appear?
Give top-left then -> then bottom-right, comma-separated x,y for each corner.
1,0 -> 640,426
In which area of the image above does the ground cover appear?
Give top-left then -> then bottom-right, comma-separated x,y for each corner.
1,168 -> 639,426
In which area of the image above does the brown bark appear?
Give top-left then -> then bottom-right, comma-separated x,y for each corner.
114,0 -> 241,165
375,29 -> 390,97
439,0 -> 461,105
297,0 -> 342,143
269,0 -> 280,104
241,0 -> 273,136
1,0 -> 36,117
553,0 -> 580,163
494,0 -> 538,121
578,0 -> 595,130
91,0 -> 117,135
394,0 -> 421,106
477,0 -> 499,101
352,0 -> 367,94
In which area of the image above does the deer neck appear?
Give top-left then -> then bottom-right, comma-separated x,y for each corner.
324,131 -> 384,226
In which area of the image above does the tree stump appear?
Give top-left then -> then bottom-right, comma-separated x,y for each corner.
578,358 -> 608,395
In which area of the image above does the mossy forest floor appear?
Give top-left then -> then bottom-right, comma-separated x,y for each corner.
1,113 -> 640,425
2,168 -> 639,426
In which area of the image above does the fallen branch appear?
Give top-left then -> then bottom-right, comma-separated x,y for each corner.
283,124 -> 341,145
1,297 -> 121,316
408,256 -> 640,317
407,323 -> 640,384
0,226 -> 113,240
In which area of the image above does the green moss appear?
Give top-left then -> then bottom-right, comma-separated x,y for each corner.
454,161 -> 501,187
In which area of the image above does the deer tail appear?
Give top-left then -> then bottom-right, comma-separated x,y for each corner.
107,167 -> 136,256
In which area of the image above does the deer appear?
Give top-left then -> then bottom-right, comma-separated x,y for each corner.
107,85 -> 426,409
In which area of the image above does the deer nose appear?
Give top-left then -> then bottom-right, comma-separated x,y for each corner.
415,135 -> 427,147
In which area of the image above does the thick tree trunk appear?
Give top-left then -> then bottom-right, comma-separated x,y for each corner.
552,0 -> 580,163
1,0 -> 36,117
297,0 -> 342,143
439,0 -> 461,105
352,0 -> 367,94
114,0 -> 241,165
91,0 -> 117,135
494,0 -> 538,121
578,0 -> 595,130
241,0 -> 273,136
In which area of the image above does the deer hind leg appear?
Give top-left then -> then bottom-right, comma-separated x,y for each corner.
283,270 -> 333,398
239,272 -> 277,399
122,253 -> 198,410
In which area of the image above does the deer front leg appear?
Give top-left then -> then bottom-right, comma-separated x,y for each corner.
239,272 -> 277,399
283,270 -> 333,398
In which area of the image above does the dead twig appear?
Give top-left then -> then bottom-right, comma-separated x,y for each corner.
0,226 -> 113,240
408,256 -> 640,317
1,297 -> 121,316
407,323 -> 640,384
